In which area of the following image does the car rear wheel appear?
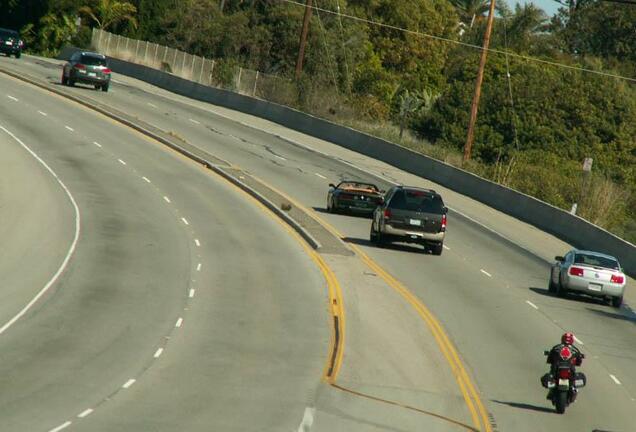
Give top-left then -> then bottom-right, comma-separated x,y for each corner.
15,52 -> 21,59
431,242 -> 443,256
556,278 -> 567,297
611,295 -> 623,308
101,83 -> 109,92
548,274 -> 557,293
61,74 -> 68,86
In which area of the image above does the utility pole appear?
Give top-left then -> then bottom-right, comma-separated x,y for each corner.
463,0 -> 496,164
295,0 -> 313,80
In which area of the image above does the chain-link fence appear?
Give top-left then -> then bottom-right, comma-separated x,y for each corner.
92,28 -> 294,102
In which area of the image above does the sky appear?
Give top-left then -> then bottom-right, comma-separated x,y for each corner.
515,0 -> 562,16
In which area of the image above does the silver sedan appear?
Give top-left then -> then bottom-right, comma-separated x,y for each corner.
549,249 -> 626,308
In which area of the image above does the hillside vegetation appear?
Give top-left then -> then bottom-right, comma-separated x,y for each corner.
3,0 -> 635,242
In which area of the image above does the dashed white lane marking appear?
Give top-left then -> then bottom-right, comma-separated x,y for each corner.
0,127 -> 81,336
314,173 -> 327,179
189,289 -> 195,298
610,374 -> 622,385
526,300 -> 539,310
480,269 -> 492,277
274,155 -> 287,161
147,102 -> 157,108
142,176 -> 151,183
443,245 -> 450,250
181,217 -> 189,225
196,263 -> 201,272
118,159 -> 126,165
7,95 -> 18,101
48,421 -> 72,432
93,141 -> 102,148
175,317 -> 183,328
195,239 -> 201,247
65,126 -> 74,132
77,409 -> 93,418
123,379 -> 136,389
163,196 -> 171,203
189,118 -> 200,124
38,111 -> 48,116
297,407 -> 316,432
154,348 -> 164,358
574,336 -> 584,345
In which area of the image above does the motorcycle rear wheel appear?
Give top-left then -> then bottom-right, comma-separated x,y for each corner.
555,391 -> 568,414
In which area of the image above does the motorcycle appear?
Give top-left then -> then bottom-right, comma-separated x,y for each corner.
541,349 -> 586,414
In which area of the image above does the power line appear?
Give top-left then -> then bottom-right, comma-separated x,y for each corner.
280,0 -> 636,83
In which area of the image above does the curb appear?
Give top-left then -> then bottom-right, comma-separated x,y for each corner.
0,65 -> 321,250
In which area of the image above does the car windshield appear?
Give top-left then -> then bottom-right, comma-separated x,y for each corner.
574,253 -> 620,270
389,190 -> 445,213
81,55 -> 107,66
338,182 -> 377,191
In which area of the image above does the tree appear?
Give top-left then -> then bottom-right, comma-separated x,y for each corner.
450,0 -> 489,27
38,13 -> 77,56
79,0 -> 138,31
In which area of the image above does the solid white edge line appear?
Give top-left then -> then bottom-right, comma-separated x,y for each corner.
48,421 -> 72,432
195,239 -> 201,247
314,173 -> 327,179
77,408 -> 93,418
297,407 -> 316,432
123,379 -> 136,389
181,217 -> 189,225
525,300 -> 539,310
175,317 -> 183,327
610,374 -> 621,385
189,289 -> 195,298
7,95 -> 18,101
196,263 -> 201,271
118,159 -> 126,165
154,348 -> 164,358
65,126 -> 74,132
0,127 -> 81,336
480,269 -> 492,277
163,196 -> 171,203
93,141 -> 102,148
38,110 -> 48,116
142,176 -> 151,183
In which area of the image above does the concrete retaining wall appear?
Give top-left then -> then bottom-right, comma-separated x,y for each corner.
59,47 -> 636,277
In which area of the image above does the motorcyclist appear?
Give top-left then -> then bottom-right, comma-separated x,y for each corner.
545,332 -> 584,401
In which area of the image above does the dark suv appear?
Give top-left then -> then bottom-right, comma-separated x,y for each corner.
62,51 -> 111,91
370,186 -> 448,255
0,28 -> 23,58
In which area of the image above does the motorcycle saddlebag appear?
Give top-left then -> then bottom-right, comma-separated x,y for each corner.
540,373 -> 555,389
574,372 -> 586,388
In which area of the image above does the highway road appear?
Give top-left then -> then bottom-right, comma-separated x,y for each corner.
1,55 -> 635,431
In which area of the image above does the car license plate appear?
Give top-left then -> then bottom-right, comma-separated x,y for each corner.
89,72 -> 97,77
588,283 -> 602,291
409,219 -> 421,226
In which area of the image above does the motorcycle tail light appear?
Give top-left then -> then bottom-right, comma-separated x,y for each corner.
558,369 -> 571,379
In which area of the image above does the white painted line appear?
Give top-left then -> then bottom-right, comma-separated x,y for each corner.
443,245 -> 450,250
189,289 -> 195,298
526,300 -> 539,310
196,263 -> 201,272
163,196 -> 171,203
195,239 -> 201,247
480,269 -> 492,278
0,127 -> 81,336
142,176 -> 151,183
48,421 -> 72,432
93,141 -> 102,148
610,374 -> 622,385
189,118 -> 200,124
154,348 -> 164,358
181,217 -> 189,225
274,155 -> 287,161
7,95 -> 18,101
118,159 -> 126,165
147,102 -> 157,108
574,336 -> 584,345
38,110 -> 48,116
314,173 -> 327,179
77,409 -> 93,418
123,379 -> 136,389
297,407 -> 315,432
175,317 -> 183,328
65,126 -> 74,132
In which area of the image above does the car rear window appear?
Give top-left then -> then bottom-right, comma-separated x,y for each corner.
81,55 -> 107,66
574,254 -> 620,270
389,190 -> 445,213
0,30 -> 19,38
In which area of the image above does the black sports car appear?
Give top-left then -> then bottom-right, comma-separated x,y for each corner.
0,28 -> 23,58
327,180 -> 384,215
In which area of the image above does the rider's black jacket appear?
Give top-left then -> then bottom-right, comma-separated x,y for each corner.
547,343 -> 583,373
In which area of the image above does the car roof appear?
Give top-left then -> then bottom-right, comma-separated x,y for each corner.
395,185 -> 438,195
80,52 -> 106,58
0,28 -> 19,35
572,249 -> 619,262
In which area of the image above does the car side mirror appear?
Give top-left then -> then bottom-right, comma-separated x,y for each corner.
328,183 -> 336,189
555,256 -> 564,262
443,206 -> 449,214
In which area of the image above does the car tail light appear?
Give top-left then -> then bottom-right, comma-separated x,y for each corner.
19,40 -> 24,47
75,64 -> 86,69
569,267 -> 584,277
102,68 -> 111,74
610,274 -> 624,284
558,369 -> 571,379
383,209 -> 392,219
441,214 -> 447,231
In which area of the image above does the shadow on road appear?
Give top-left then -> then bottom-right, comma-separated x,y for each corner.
312,206 -> 373,219
491,399 -> 554,413
342,236 -> 428,254
529,287 -> 607,307
586,307 -> 636,324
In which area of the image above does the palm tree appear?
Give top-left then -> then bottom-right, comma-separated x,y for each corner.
39,13 -> 77,56
504,4 -> 549,51
450,0 -> 490,27
79,0 -> 138,31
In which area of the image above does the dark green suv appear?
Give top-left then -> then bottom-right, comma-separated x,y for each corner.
62,51 -> 111,91
0,28 -> 23,58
